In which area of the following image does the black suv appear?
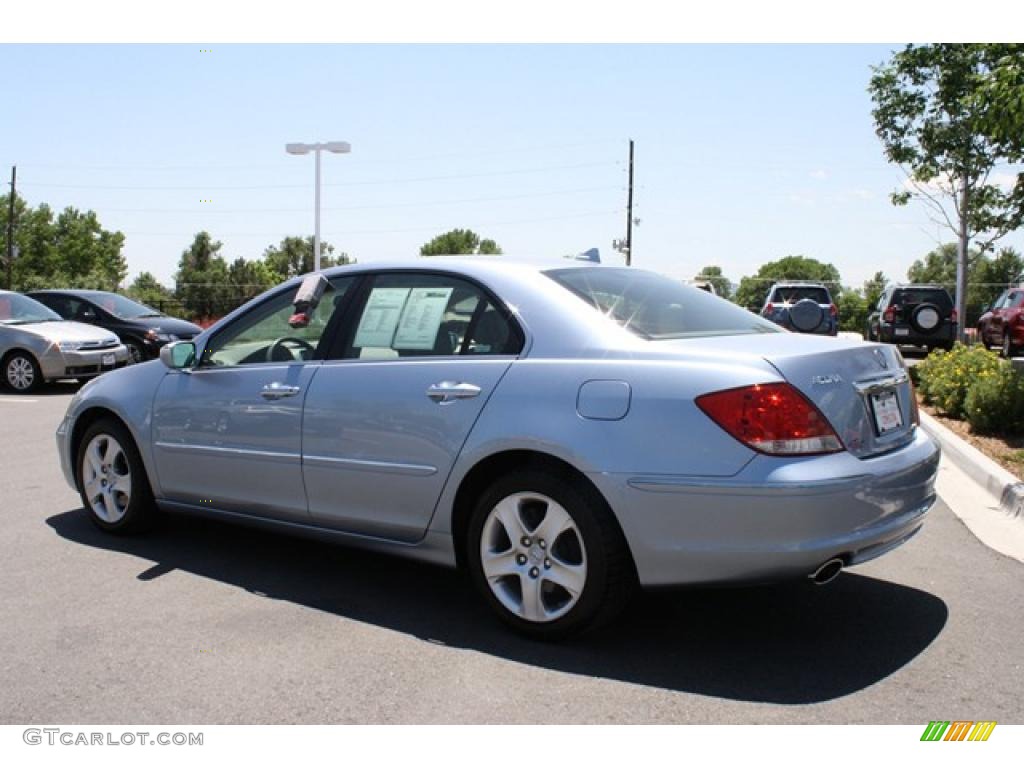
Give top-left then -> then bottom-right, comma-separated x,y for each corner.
760,282 -> 838,336
28,290 -> 201,364
866,284 -> 956,352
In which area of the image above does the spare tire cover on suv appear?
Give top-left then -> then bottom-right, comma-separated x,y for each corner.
789,298 -> 824,332
912,303 -> 942,333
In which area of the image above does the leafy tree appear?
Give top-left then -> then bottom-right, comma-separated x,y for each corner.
420,229 -> 503,256
1,194 -> 126,290
228,257 -> 277,301
869,44 -> 1024,335
906,242 -> 1023,324
836,287 -> 868,334
732,255 -> 841,311
863,271 -> 888,312
262,236 -> 351,282
174,232 -> 231,319
126,271 -> 177,313
973,246 -> 1024,314
694,265 -> 732,300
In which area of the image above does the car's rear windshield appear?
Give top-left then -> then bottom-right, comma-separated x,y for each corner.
544,268 -> 781,340
892,288 -> 953,311
770,286 -> 830,304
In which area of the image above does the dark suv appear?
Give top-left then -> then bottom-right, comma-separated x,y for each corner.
760,282 -> 838,336
28,290 -> 201,364
867,284 -> 956,352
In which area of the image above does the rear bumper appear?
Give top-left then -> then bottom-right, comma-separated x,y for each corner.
879,323 -> 956,346
590,427 -> 940,587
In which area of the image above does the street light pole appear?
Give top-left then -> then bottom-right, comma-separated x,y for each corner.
285,141 -> 351,272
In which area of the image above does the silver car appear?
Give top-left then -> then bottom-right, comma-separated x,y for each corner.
55,261 -> 939,638
1,290 -> 128,393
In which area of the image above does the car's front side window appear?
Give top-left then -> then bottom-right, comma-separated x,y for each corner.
202,276 -> 354,367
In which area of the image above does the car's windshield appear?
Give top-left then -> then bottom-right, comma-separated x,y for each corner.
81,291 -> 163,319
545,268 -> 781,340
0,293 -> 63,325
770,286 -> 830,304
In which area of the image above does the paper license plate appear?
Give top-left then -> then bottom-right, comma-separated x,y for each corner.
101,353 -> 115,366
894,328 -> 910,336
870,390 -> 903,434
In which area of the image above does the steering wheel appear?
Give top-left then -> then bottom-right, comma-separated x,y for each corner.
266,336 -> 316,362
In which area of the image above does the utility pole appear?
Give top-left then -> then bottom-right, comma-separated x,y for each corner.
955,172 -> 969,343
625,139 -> 634,266
6,166 -> 15,291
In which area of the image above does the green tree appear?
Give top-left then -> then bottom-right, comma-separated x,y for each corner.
869,44 -> 1024,334
733,255 -> 841,311
1,194 -> 126,290
973,246 -> 1024,314
863,270 -> 888,312
420,228 -> 503,256
695,265 -> 733,300
262,236 -> 351,282
836,287 -> 868,334
229,257 -> 277,301
174,232 -> 231,319
126,271 -> 176,313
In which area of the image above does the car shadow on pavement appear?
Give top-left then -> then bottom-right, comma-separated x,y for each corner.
47,508 -> 948,706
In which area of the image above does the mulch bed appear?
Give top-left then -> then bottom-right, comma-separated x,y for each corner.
919,401 -> 1024,480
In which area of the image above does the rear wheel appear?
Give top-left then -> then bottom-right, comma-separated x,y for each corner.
76,418 -> 157,533
2,351 -> 42,393
466,469 -> 635,639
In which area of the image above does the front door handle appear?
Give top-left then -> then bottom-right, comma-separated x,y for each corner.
261,382 -> 301,400
426,381 -> 481,404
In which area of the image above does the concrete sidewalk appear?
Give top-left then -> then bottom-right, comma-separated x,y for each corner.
921,411 -> 1024,563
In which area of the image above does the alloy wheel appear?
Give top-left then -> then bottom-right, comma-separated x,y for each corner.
479,492 -> 587,623
81,434 -> 132,523
6,356 -> 35,391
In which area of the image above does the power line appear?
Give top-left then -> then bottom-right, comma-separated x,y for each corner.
18,161 -> 620,192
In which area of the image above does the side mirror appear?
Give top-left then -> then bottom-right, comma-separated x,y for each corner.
160,341 -> 196,370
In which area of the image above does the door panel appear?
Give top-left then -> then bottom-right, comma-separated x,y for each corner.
153,363 -> 320,522
302,358 -> 511,541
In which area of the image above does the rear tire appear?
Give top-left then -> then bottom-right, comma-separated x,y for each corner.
466,469 -> 635,640
1003,334 -> 1017,359
76,417 -> 157,534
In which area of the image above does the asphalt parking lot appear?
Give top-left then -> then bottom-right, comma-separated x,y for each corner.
1,386 -> 1022,724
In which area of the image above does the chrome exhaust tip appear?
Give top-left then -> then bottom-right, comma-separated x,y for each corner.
809,558 -> 844,586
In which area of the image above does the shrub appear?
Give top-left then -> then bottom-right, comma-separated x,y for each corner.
964,362 -> 1024,434
915,343 -> 1002,419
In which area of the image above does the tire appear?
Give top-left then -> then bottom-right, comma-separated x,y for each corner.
2,351 -> 42,393
75,417 -> 157,534
1003,334 -> 1017,359
789,299 -> 824,333
466,468 -> 635,640
910,303 -> 942,334
125,340 -> 145,365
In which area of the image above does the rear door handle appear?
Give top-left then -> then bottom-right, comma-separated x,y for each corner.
261,382 -> 301,400
426,381 -> 481,404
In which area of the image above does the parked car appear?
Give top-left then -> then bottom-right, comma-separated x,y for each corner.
760,282 -> 838,336
1,290 -> 128,392
977,286 -> 1024,357
28,290 -> 202,364
56,260 -> 939,638
867,284 -> 956,352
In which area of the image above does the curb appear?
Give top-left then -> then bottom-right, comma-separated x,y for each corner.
919,410 -> 1024,521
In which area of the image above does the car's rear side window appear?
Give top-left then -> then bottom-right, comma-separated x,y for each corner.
545,267 -> 780,340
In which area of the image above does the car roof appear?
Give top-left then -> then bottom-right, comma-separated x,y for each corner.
26,289 -> 118,297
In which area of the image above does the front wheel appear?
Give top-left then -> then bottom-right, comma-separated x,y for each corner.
3,351 -> 42,393
1003,334 -> 1018,359
76,418 -> 157,534
466,469 -> 635,639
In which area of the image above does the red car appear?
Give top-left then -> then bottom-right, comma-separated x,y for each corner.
977,287 -> 1024,357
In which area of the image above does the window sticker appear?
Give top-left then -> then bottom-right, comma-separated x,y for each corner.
353,287 -> 411,348
393,287 -> 454,350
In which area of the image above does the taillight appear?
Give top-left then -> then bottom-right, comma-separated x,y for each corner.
883,307 -> 895,323
764,302 -> 774,314
829,303 -> 838,318
908,378 -> 920,426
951,308 -> 959,324
696,383 -> 844,456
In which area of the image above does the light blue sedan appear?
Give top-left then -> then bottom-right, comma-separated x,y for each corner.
56,260 -> 940,638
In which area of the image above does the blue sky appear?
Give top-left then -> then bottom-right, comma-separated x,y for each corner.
3,44 -> 1021,289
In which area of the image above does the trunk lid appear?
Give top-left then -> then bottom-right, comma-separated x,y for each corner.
657,334 -> 916,458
